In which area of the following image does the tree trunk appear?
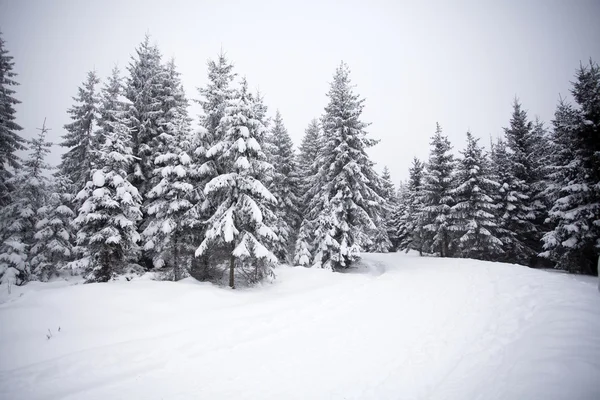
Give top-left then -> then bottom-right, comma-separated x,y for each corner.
229,249 -> 235,289
173,231 -> 180,281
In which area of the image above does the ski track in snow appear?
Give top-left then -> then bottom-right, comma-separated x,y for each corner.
0,253 -> 599,399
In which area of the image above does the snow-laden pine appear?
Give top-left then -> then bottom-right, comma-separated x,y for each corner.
421,123 -> 456,257
542,61 -> 600,275
59,71 -> 100,193
0,121 -> 52,285
0,32 -> 26,207
95,67 -> 128,155
126,35 -> 165,200
196,79 -> 278,288
142,59 -> 197,281
499,100 -> 539,265
265,110 -> 301,262
395,157 -> 425,255
73,119 -> 142,283
304,62 -> 385,270
293,119 -> 322,266
369,166 -> 395,253
191,51 -> 237,280
29,174 -> 75,281
448,131 -> 503,260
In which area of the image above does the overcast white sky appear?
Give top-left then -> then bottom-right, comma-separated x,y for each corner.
1,0 -> 599,183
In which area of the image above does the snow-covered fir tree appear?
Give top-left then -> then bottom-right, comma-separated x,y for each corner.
0,120 -> 52,285
265,110 -> 301,262
29,174 -> 75,281
393,181 -> 410,252
307,62 -> 385,270
297,118 -> 321,192
421,123 -> 455,257
59,71 -> 100,192
369,166 -> 395,252
448,131 -> 503,260
498,100 -> 538,265
95,67 -> 127,153
490,137 -> 528,263
293,119 -> 322,266
396,157 -> 425,255
193,51 -> 237,279
145,58 -> 191,191
143,129 -> 198,281
0,32 -> 26,207
196,79 -> 278,288
542,60 -> 600,275
73,120 -> 142,283
142,59 -> 197,281
126,35 -> 165,200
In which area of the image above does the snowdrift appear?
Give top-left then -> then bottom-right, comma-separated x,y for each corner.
1,253 -> 599,399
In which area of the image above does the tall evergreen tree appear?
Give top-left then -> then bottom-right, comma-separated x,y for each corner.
421,123 -> 455,257
0,32 -> 26,207
490,137 -> 528,263
95,67 -> 127,153
542,60 -> 600,275
369,167 -> 394,252
143,59 -> 197,281
293,119 -> 322,266
29,174 -> 75,281
73,119 -> 142,283
396,157 -> 425,254
297,118 -> 322,196
379,166 -> 397,250
196,79 -> 278,288
266,110 -> 301,262
0,120 -> 52,285
192,51 -> 237,280
499,100 -> 538,265
308,62 -> 384,270
449,132 -> 503,260
126,35 -> 165,200
59,71 -> 100,192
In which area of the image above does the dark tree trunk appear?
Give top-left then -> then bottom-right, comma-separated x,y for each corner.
229,246 -> 235,289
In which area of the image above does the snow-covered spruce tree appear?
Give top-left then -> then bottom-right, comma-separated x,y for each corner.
196,79 -> 278,288
0,120 -> 52,285
126,35 -> 165,201
542,60 -> 600,275
143,129 -> 198,281
191,51 -> 237,280
396,157 -> 425,254
142,59 -> 198,281
0,32 -> 26,207
497,100 -> 538,265
490,137 -> 529,263
393,181 -> 410,252
297,118 -> 322,196
421,123 -> 455,257
265,110 -> 301,262
530,117 -> 551,242
73,121 -> 142,283
293,119 -> 322,266
369,167 -> 395,252
59,71 -> 100,193
29,174 -> 75,281
542,98 -> 578,209
309,62 -> 385,270
95,67 -> 128,154
448,131 -> 503,260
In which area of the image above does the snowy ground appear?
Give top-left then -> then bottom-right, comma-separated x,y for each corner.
1,253 -> 599,400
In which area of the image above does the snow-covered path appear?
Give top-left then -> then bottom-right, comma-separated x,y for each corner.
1,253 -> 599,399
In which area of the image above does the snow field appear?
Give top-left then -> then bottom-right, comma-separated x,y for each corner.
1,252 -> 599,399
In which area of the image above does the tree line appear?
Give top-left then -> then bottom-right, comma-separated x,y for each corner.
0,33 -> 598,289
